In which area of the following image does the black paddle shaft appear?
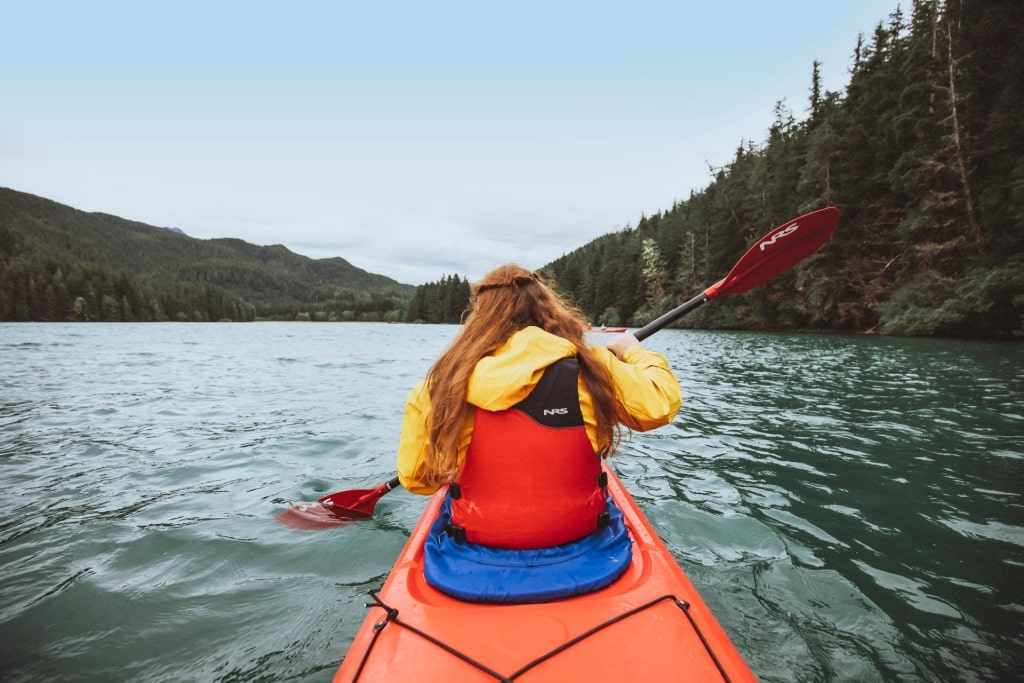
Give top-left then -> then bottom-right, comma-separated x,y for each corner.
633,291 -> 708,341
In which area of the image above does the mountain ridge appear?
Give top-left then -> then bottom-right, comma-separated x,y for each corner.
0,187 -> 413,322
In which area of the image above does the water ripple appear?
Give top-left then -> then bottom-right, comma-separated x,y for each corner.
1,324 -> 1021,682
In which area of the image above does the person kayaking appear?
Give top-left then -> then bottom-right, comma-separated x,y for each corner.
396,263 -> 681,602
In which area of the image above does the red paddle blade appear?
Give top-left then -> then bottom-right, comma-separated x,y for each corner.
707,206 -> 840,298
275,501 -> 370,531
317,482 -> 394,516
275,477 -> 401,530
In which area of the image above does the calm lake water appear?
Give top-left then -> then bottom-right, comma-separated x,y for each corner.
1,322 -> 1021,682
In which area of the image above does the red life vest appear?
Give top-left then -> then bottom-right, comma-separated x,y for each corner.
449,358 -> 608,550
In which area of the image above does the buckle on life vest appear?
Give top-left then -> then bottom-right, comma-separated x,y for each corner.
449,482 -> 462,499
598,471 -> 608,488
597,510 -> 610,529
446,524 -> 467,543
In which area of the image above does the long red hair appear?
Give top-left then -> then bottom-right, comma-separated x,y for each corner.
421,264 -> 626,488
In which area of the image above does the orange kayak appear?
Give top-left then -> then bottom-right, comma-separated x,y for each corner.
332,464 -> 757,682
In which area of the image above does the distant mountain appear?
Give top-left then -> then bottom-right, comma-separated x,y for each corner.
0,187 -> 414,322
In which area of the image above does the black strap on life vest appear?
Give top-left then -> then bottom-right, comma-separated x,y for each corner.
452,469 -> 607,501
446,468 -> 609,543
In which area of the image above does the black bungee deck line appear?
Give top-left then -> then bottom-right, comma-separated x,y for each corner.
341,590 -> 735,683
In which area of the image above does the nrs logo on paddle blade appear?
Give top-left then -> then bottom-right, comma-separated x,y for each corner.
759,223 -> 799,251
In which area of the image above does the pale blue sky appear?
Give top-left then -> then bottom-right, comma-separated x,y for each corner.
3,1 -> 902,284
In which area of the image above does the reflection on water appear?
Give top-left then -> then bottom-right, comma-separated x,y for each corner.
1,323 -> 1021,682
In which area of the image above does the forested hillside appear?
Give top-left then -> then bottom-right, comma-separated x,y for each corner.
0,189 -> 413,322
541,0 -> 1022,338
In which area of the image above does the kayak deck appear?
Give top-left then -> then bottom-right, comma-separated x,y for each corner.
333,466 -> 756,682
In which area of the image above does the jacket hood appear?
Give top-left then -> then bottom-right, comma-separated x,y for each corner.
466,326 -> 577,411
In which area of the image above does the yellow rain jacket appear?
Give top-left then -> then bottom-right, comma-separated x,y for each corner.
397,326 -> 682,495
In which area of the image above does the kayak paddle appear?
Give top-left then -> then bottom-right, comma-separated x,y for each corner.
634,206 -> 839,340
277,206 -> 839,529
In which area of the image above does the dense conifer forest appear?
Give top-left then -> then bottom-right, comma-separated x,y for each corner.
405,275 -> 472,325
544,0 -> 1024,337
2,1 -> 1021,337
413,0 -> 1024,338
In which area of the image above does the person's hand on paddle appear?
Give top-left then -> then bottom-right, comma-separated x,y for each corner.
606,332 -> 641,360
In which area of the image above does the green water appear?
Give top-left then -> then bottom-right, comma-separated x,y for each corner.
1,323 -> 1021,682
